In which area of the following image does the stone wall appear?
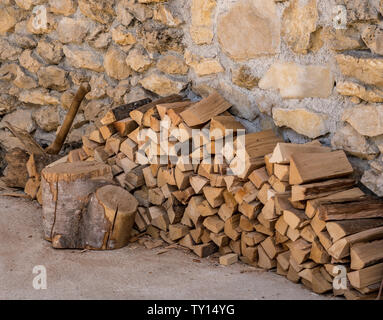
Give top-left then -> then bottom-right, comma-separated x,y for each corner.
0,0 -> 382,196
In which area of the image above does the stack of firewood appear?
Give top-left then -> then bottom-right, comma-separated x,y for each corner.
31,92 -> 383,299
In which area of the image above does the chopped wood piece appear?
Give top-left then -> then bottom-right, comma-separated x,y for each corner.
203,215 -> 225,233
261,236 -> 284,260
156,101 -> 191,121
113,118 -> 138,136
203,186 -> 224,208
277,251 -> 290,271
185,196 -> 204,226
347,263 -> 383,288
312,268 -> 332,294
310,239 -> 330,264
189,175 -> 209,194
258,245 -> 276,270
24,178 -> 40,199
210,232 -> 230,247
175,167 -> 193,190
269,142 -> 331,164
264,153 -> 273,176
210,116 -> 245,140
148,188 -> 165,205
105,135 -> 124,155
101,98 -> 152,125
248,167 -> 269,189
305,188 -> 366,218
283,208 -> 308,229
327,219 -> 383,242
350,239 -> 383,270
193,242 -> 217,258
198,200 -> 218,217
289,151 -> 353,185
149,206 -> 169,232
291,178 -> 355,202
120,138 -> 137,161
224,214 -> 241,241
89,129 -> 105,143
274,164 -> 289,182
219,253 -> 238,266
180,92 -> 231,127
318,198 -> 383,221
169,224 -> 189,241
178,234 -> 195,249
275,216 -> 289,236
288,239 -> 311,264
239,215 -> 254,232
300,225 -> 317,243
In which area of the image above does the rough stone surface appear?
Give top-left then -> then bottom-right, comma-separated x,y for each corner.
190,0 -> 216,45
86,74 -> 108,100
0,38 -> 22,61
282,0 -> 318,54
232,65 -> 259,90
0,6 -> 17,35
104,46 -> 131,80
154,4 -> 182,27
57,17 -> 89,44
78,0 -> 115,24
19,89 -> 60,105
337,81 -> 383,103
259,62 -> 334,99
157,55 -> 188,75
332,123 -> 379,160
342,104 -> 383,137
33,106 -> 60,132
139,73 -> 186,96
63,45 -> 104,72
49,0 -> 77,16
272,108 -> 329,139
361,169 -> 383,197
19,50 -> 42,74
36,40 -> 63,65
323,27 -> 366,52
111,25 -> 137,46
126,47 -> 152,73
339,0 -> 380,23
217,0 -> 280,61
361,25 -> 383,55
185,50 -> 224,77
0,109 -> 35,133
336,53 -> 383,89
38,66 -> 69,92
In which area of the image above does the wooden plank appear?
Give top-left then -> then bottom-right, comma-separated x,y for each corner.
291,178 -> 355,202
327,219 -> 383,242
289,151 -> 353,185
180,92 -> 231,127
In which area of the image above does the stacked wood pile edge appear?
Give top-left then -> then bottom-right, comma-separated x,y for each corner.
15,93 -> 383,300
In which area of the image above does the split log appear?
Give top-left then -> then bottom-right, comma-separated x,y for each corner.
350,239 -> 383,270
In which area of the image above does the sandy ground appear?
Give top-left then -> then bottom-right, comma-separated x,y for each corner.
0,196 -> 333,300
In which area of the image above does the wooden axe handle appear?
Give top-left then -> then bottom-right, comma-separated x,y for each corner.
45,82 -> 91,155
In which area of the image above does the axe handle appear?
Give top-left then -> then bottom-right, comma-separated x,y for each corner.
45,82 -> 91,155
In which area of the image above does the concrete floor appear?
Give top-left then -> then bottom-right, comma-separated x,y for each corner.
0,196 -> 332,300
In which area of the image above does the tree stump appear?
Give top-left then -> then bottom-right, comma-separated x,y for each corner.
41,161 -> 113,249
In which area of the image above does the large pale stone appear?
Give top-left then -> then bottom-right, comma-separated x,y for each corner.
78,0 -> 115,24
190,0 -> 216,45
111,25 -> 137,46
116,1 -> 134,26
13,66 -> 37,89
0,109 -> 35,133
26,12 -> 57,35
60,90 -> 75,110
282,0 -> 318,54
332,123 -> 379,160
33,106 -> 60,132
336,53 -> 383,89
49,0 -> 76,16
0,94 -> 17,116
340,0 -> 380,23
157,55 -> 188,75
342,105 -> 383,137
36,39 -> 63,64
104,46 -> 131,80
63,46 -> 104,72
259,62 -> 334,99
361,169 -> 383,197
217,0 -> 280,61
139,73 -> 185,96
272,108 -> 329,139
38,66 -> 69,92
19,89 -> 60,105
184,50 -> 224,77
84,100 -> 108,122
107,80 -> 130,103
0,6 -> 17,34
337,81 -> 383,103
232,65 -> 259,90
19,49 -> 42,73
126,0 -> 153,22
57,17 -> 89,44
125,47 -> 152,73
154,4 -> 182,27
